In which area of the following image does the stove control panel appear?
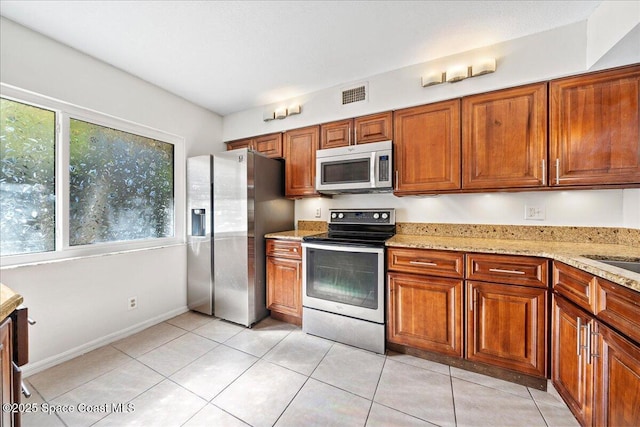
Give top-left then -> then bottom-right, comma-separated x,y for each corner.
328,209 -> 395,225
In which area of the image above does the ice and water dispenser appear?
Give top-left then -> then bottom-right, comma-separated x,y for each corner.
191,209 -> 206,236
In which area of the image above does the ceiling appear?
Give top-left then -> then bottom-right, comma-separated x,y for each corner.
0,1 -> 602,116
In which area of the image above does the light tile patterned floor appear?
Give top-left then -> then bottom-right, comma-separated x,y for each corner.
23,312 -> 580,427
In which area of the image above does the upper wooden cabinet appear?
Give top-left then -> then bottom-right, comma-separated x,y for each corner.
462,83 -> 548,190
283,125 -> 320,198
393,99 -> 461,194
319,112 -> 392,149
226,132 -> 283,158
549,64 -> 640,186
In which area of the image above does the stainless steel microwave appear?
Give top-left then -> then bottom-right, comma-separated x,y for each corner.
315,140 -> 393,194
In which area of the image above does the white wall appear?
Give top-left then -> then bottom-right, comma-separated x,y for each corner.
0,17 -> 224,373
223,20 -> 640,230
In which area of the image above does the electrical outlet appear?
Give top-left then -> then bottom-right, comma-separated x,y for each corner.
315,207 -> 321,218
524,205 -> 545,221
128,296 -> 138,310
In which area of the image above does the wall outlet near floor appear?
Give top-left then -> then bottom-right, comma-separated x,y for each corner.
524,205 -> 546,221
128,296 -> 138,310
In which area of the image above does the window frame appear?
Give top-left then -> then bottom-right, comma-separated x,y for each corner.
1,84 -> 185,267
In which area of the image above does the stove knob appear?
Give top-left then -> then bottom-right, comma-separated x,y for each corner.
338,213 -> 344,219
381,213 -> 389,220
373,213 -> 380,219
331,213 -> 337,219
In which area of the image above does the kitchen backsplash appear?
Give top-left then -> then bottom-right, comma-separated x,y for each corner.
297,220 -> 639,247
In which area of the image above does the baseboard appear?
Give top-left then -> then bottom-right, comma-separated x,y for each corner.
23,306 -> 189,377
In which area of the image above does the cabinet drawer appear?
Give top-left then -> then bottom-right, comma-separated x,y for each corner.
387,248 -> 464,278
266,239 -> 302,260
466,253 -> 548,288
552,261 -> 597,313
596,278 -> 640,345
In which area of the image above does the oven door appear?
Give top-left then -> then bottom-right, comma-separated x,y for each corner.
302,242 -> 384,324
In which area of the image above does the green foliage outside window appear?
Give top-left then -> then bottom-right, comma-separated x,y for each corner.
69,119 -> 174,246
0,98 -> 56,256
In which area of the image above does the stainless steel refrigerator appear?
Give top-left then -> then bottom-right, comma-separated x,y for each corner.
187,150 -> 294,326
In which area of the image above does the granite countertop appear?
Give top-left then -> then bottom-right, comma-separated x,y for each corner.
386,234 -> 640,293
265,230 -> 323,241
1,283 -> 23,322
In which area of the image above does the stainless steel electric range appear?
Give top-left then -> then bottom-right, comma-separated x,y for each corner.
301,208 -> 396,354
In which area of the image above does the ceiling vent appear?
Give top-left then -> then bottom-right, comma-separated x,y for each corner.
341,82 -> 368,106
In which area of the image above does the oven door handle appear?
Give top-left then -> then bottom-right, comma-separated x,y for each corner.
301,242 -> 385,254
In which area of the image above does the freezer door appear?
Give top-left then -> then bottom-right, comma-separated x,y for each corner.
187,155 -> 214,315
213,149 -> 251,325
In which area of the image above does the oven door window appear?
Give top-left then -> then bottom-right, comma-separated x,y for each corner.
305,247 -> 378,309
321,158 -> 370,184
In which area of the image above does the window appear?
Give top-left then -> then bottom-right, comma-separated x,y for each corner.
0,86 -> 183,266
0,98 -> 56,256
69,119 -> 174,246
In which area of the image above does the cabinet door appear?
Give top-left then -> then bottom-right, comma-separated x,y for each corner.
595,322 -> 640,427
462,83 -> 547,189
552,295 -> 594,427
467,281 -> 547,377
388,273 -> 463,357
266,256 -> 302,320
284,126 -> 320,198
1,318 -> 12,427
549,64 -> 640,186
226,138 -> 252,151
320,120 -> 352,149
354,112 -> 392,144
254,133 -> 283,158
394,99 -> 461,194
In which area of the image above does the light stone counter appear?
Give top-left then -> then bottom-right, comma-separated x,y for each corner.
386,234 -> 640,293
264,230 -> 323,241
1,283 -> 23,322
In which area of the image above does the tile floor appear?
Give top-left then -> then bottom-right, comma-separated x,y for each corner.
23,312 -> 580,427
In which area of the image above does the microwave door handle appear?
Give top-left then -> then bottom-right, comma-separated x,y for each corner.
371,152 -> 377,188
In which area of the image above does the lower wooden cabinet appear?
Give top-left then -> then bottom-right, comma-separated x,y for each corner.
551,295 -> 594,426
266,239 -> 302,326
387,272 -> 463,357
595,321 -> 640,427
552,262 -> 640,427
467,281 -> 548,377
1,317 -> 12,427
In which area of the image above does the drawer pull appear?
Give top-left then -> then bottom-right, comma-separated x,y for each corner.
293,248 -> 298,253
488,268 -> 525,275
409,260 -> 437,267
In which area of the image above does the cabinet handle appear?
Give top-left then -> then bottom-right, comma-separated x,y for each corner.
488,268 -> 525,275
555,158 -> 560,185
348,125 -> 352,146
469,293 -> 475,312
293,247 -> 298,253
395,170 -> 399,191
541,159 -> 546,186
409,260 -> 437,266
354,127 -> 358,145
584,322 -> 593,365
22,381 -> 32,398
576,317 -> 582,356
589,325 -> 600,364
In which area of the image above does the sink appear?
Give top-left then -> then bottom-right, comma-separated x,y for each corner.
583,256 -> 640,274
596,260 -> 640,274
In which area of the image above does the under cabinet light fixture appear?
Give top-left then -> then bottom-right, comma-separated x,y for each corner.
421,72 -> 445,87
274,107 -> 287,120
288,104 -> 301,115
421,57 -> 497,88
445,66 -> 470,83
263,110 -> 275,122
